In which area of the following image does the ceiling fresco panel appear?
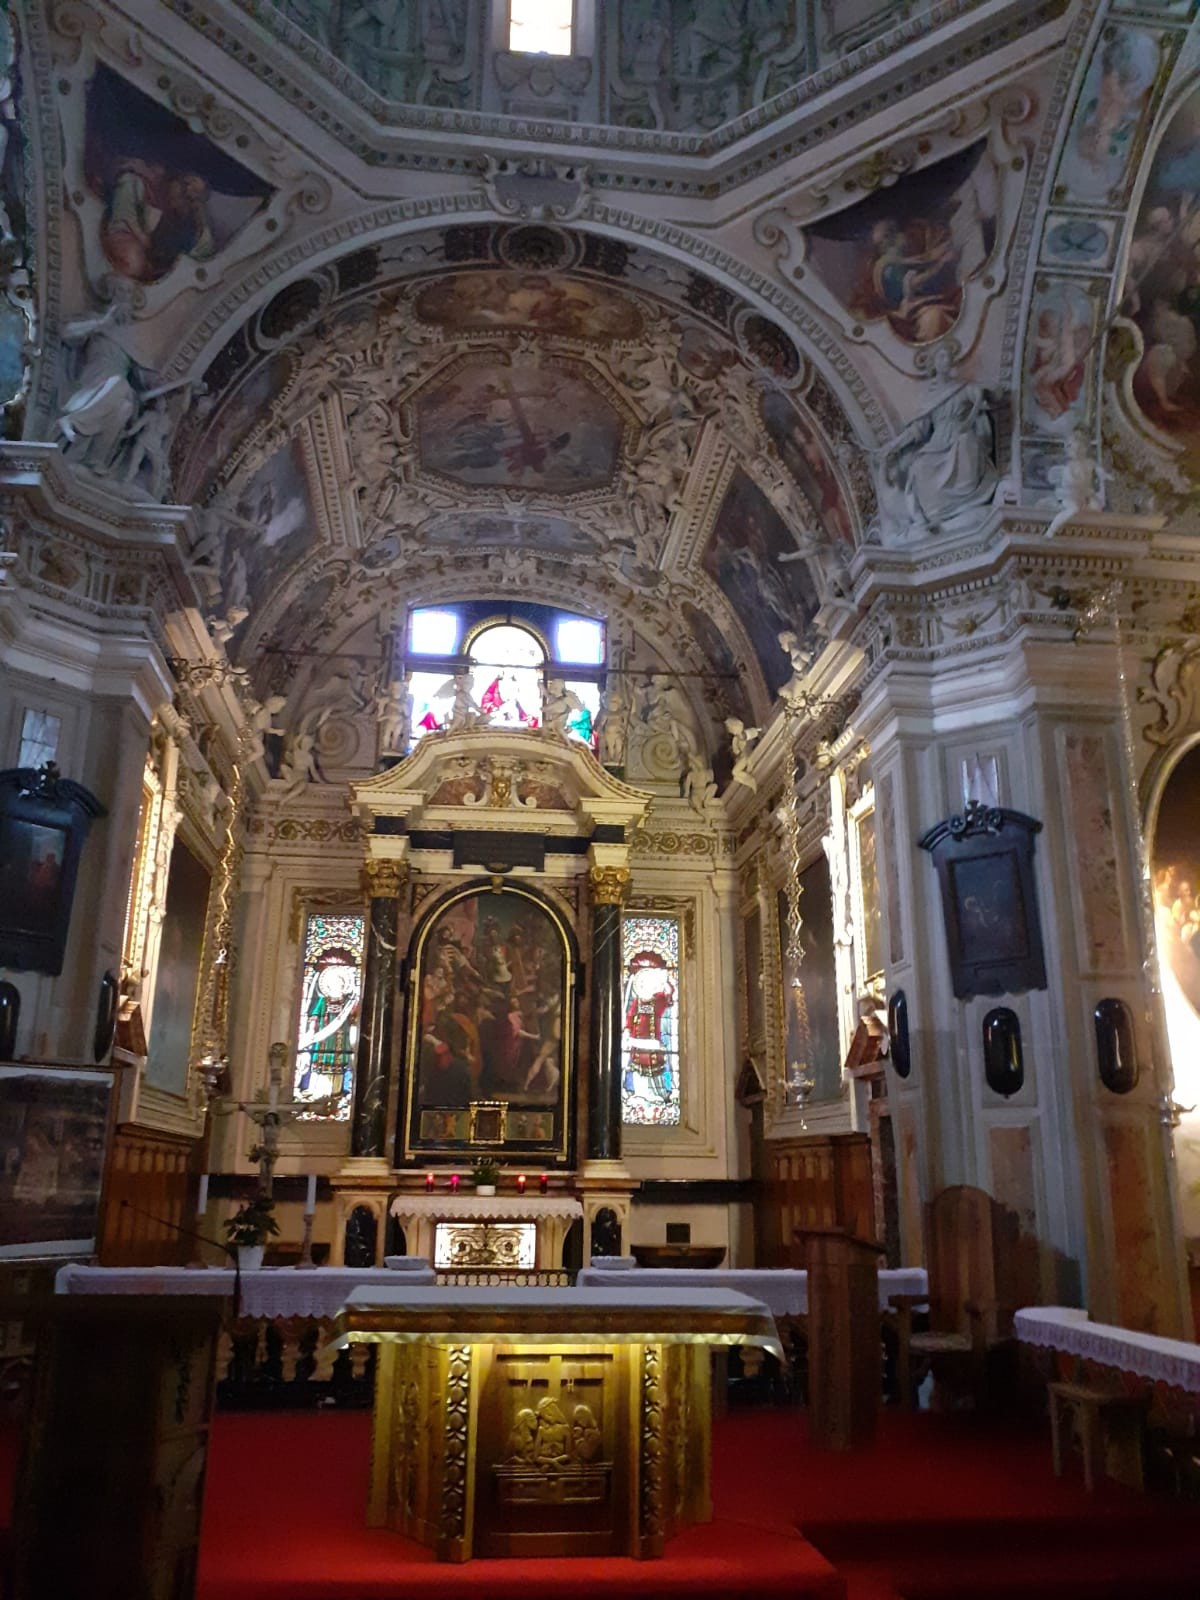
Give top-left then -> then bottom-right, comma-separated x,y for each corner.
761,390 -> 856,545
414,270 -> 644,341
218,433 -> 319,635
416,361 -> 625,493
702,470 -> 819,697
1122,79 -> 1200,480
801,141 -> 999,349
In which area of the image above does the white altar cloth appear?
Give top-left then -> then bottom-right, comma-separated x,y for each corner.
576,1265 -> 928,1318
55,1263 -> 435,1321
1014,1306 -> 1200,1394
333,1284 -> 784,1360
389,1194 -> 583,1222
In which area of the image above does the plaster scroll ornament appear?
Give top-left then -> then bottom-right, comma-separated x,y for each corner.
638,673 -> 700,764
542,676 -> 584,738
871,345 -> 999,543
1042,427 -> 1110,540
725,717 -> 762,792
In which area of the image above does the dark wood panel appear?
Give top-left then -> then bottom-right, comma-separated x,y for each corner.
98,1124 -> 199,1266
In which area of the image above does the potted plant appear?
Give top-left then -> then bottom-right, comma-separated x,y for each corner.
223,1194 -> 280,1271
471,1158 -> 500,1197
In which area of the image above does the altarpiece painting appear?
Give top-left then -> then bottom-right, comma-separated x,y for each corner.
403,884 -> 574,1163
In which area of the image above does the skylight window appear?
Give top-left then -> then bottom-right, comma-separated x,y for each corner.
509,0 -> 573,55
409,608 -> 461,657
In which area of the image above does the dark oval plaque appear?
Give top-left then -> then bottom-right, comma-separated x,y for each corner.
1094,998 -> 1139,1094
0,980 -> 19,1060
888,990 -> 911,1079
982,1006 -> 1024,1098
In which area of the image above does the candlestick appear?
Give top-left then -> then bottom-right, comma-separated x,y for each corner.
539,1174 -> 549,1195
425,1172 -> 435,1192
296,1208 -> 316,1269
303,1173 -> 317,1216
516,1174 -> 527,1194
196,1173 -> 209,1216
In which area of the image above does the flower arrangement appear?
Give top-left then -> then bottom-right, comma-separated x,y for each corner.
223,1194 -> 280,1249
470,1158 -> 501,1189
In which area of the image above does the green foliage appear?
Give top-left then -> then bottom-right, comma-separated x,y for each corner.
470,1157 -> 501,1187
223,1195 -> 280,1248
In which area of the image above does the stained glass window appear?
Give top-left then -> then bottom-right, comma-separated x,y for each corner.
469,623 -> 544,728
620,915 -> 681,1126
294,913 -> 365,1119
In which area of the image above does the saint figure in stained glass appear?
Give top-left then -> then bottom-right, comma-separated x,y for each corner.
294,913 -> 364,1118
620,916 -> 681,1126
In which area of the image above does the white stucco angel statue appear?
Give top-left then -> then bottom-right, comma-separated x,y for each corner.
725,717 -> 762,791
1043,426 -> 1110,539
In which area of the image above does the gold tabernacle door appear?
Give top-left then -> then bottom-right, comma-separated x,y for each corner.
329,1285 -> 782,1561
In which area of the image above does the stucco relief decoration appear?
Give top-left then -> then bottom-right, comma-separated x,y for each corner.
0,7 -> 35,434
606,1 -> 807,132
755,100 -> 1030,376
1061,730 -> 1130,971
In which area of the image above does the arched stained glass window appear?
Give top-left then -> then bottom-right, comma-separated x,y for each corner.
294,912 -> 365,1119
620,915 -> 681,1126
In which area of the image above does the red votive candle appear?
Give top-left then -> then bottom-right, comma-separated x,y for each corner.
516,1174 -> 527,1194
450,1174 -> 460,1193
539,1174 -> 549,1195
425,1173 -> 435,1192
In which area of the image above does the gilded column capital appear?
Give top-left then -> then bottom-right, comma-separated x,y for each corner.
588,865 -> 631,907
361,857 -> 409,900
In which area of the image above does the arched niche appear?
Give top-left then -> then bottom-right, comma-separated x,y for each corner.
399,880 -> 580,1171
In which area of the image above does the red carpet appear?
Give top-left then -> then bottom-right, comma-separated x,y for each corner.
196,1408 -> 1200,1600
196,1410 -> 842,1600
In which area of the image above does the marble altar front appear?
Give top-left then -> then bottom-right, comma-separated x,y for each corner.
330,1284 -> 780,1561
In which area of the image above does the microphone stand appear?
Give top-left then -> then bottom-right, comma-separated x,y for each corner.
118,1198 -> 244,1319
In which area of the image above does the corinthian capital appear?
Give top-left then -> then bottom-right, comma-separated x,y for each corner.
360,856 -> 409,900
588,865 -> 631,907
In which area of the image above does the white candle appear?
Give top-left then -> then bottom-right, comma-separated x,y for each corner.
197,1174 -> 209,1216
304,1173 -> 317,1216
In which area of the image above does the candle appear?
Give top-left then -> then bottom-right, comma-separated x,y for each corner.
516,1174 -> 527,1195
539,1174 -> 549,1195
304,1173 -> 317,1216
425,1172 -> 435,1192
450,1174 -> 460,1193
196,1174 -> 209,1216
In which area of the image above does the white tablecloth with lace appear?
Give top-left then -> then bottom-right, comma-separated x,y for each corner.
576,1265 -> 928,1318
1014,1306 -> 1200,1394
55,1263 -> 435,1321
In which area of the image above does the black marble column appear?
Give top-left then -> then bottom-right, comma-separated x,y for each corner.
351,860 -> 404,1158
586,867 -> 629,1162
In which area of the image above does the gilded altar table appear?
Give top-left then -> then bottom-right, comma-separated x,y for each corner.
330,1285 -> 781,1562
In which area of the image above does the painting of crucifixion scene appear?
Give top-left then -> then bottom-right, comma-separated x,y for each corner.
407,888 -> 571,1155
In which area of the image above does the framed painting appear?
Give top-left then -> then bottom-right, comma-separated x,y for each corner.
0,766 -> 106,975
0,1065 -> 114,1258
919,803 -> 1048,999
402,883 -> 575,1164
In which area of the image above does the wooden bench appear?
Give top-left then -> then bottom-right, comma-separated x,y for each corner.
1047,1380 -> 1148,1492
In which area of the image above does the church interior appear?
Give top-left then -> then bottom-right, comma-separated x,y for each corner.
2,0 -> 1200,1595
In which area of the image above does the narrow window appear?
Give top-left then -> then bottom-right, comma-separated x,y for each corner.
509,0 -> 573,55
620,915 -> 681,1126
294,913 -> 365,1119
18,708 -> 61,769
